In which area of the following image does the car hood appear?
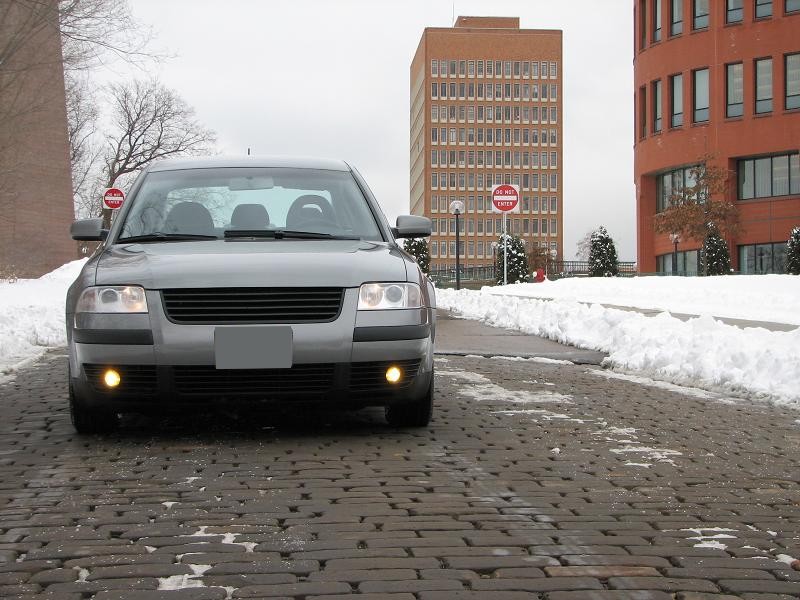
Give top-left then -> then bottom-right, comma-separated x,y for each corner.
95,239 -> 409,288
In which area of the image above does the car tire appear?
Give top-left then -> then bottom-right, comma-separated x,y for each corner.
69,376 -> 118,434
385,373 -> 434,427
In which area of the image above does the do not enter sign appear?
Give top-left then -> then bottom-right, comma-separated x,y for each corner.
491,184 -> 520,213
103,188 -> 125,210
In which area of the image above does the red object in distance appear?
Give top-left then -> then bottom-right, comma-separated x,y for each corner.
103,188 -> 125,210
491,184 -> 519,212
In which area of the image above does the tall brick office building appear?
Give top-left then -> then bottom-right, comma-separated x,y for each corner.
0,1 -> 75,277
634,0 -> 800,274
410,17 -> 563,270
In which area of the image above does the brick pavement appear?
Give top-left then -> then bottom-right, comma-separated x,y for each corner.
0,350 -> 798,599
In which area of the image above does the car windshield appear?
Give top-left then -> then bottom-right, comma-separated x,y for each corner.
117,167 -> 383,241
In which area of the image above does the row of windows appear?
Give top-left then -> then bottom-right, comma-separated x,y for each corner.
430,59 -> 558,79
431,172 -> 559,191
738,152 -> 800,199
431,81 -> 558,101
655,152 -> 799,212
639,53 -> 799,139
656,242 -> 790,274
431,195 -> 558,214
432,105 -> 559,125
431,217 -> 559,236
639,0 -> 800,49
432,124 -> 559,146
430,151 -> 560,169
430,235 -> 559,259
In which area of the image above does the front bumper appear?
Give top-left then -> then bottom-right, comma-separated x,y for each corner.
68,288 -> 434,410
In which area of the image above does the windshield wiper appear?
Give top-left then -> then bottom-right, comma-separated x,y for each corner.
224,229 -> 360,240
117,232 -> 219,243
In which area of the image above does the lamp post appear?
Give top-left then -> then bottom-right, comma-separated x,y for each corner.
669,233 -> 680,275
449,200 -> 464,290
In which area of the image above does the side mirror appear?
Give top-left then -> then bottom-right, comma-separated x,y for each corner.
71,218 -> 108,241
394,215 -> 432,238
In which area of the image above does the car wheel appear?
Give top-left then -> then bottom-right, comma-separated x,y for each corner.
69,376 -> 118,434
385,373 -> 434,427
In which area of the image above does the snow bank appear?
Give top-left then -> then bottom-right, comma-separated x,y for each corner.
0,259 -> 87,376
487,275 -> 800,325
437,288 -> 800,408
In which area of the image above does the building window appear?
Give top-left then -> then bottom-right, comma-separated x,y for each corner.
693,68 -> 709,122
656,165 -> 699,212
738,152 -> 800,199
670,73 -> 683,126
693,0 -> 709,28
755,58 -> 773,113
653,0 -> 663,41
550,219 -> 557,234
531,61 -> 539,78
431,60 -> 439,76
727,0 -> 744,22
670,0 -> 683,34
550,197 -> 558,212
739,243 -> 788,274
652,79 -> 663,132
726,63 -> 744,117
755,0 -> 772,18
640,0 -> 648,48
788,0 -> 800,12
656,249 -> 700,274
787,54 -> 800,109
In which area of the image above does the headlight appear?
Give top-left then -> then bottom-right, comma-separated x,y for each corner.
358,283 -> 422,310
75,286 -> 148,313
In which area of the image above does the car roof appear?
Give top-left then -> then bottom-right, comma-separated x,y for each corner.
146,155 -> 352,173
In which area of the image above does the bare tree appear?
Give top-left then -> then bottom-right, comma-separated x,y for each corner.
90,78 -> 216,222
575,230 -> 592,261
65,72 -> 103,216
1,0 -> 157,217
653,154 -> 740,243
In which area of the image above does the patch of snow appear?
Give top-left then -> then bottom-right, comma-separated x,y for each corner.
490,355 -> 572,365
157,574 -> 206,590
144,546 -> 156,553
694,540 -> 728,549
610,445 -> 682,464
0,259 -> 87,375
624,462 -> 652,468
438,288 -> 800,407
184,476 -> 200,484
480,275 -> 800,325
76,568 -> 89,582
162,501 -> 178,509
550,447 -> 561,454
775,553 -> 799,567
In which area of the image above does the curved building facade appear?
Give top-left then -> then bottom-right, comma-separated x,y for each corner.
634,0 -> 800,274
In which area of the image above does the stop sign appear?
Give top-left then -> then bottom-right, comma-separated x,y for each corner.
103,188 -> 125,210
491,184 -> 520,213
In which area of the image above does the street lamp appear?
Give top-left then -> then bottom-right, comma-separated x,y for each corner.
449,200 -> 464,290
669,233 -> 680,275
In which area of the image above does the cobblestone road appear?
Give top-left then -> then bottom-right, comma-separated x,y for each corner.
0,351 -> 799,599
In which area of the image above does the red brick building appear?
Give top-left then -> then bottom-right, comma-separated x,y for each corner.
0,1 -> 76,277
410,17 -> 563,270
634,0 -> 800,274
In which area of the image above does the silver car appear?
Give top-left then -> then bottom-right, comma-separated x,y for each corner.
67,157 -> 435,433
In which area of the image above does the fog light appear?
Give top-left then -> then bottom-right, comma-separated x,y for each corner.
385,366 -> 402,384
103,369 -> 121,388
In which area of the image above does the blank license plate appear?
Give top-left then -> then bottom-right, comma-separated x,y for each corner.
214,326 -> 293,369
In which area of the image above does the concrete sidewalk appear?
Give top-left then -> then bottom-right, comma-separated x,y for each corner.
434,309 -> 606,365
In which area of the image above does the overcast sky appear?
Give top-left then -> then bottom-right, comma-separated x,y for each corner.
103,0 -> 635,260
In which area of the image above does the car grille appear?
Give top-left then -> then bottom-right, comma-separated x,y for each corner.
172,364 -> 336,400
83,364 -> 158,400
161,288 -> 344,324
349,359 -> 422,394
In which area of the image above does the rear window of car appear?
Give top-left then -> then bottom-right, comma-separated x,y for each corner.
118,167 -> 384,241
